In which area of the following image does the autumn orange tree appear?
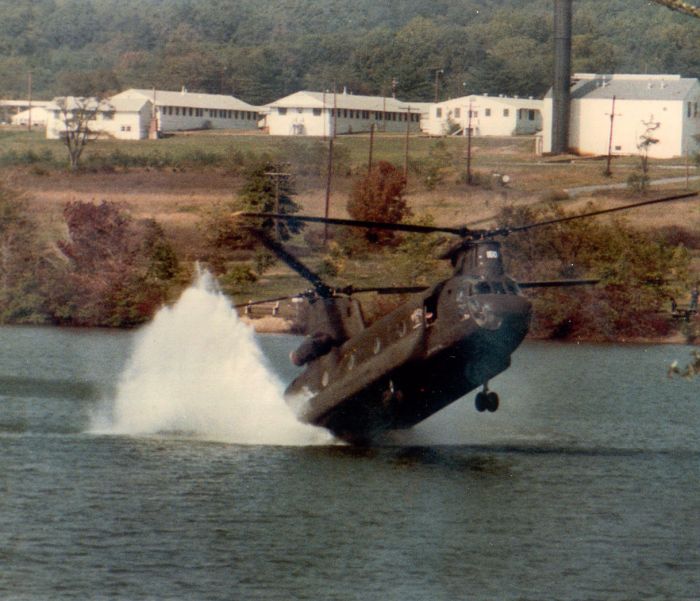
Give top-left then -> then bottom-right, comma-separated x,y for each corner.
346,160 -> 410,247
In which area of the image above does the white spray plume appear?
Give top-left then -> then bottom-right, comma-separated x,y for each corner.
94,269 -> 330,445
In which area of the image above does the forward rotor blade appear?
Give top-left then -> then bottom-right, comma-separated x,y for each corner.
236,212 -> 470,236
340,285 -> 430,295
505,192 -> 698,236
232,285 -> 428,308
518,279 -> 600,289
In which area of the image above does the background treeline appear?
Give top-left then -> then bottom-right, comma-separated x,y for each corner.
2,0 -> 700,104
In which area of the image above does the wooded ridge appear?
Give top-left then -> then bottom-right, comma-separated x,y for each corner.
2,0 -> 700,104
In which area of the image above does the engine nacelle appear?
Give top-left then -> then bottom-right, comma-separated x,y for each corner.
290,333 -> 335,366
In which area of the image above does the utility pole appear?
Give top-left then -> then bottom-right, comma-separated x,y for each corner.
604,95 -> 620,177
323,87 -> 337,245
264,168 -> 291,240
383,91 -> 388,131
466,99 -> 473,185
434,69 -> 444,103
403,107 -> 411,179
27,71 -> 32,131
368,122 -> 375,173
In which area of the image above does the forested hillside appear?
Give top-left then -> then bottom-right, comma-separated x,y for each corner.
1,0 -> 700,104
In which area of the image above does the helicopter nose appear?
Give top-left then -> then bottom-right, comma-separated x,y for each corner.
468,294 -> 531,336
466,296 -> 502,330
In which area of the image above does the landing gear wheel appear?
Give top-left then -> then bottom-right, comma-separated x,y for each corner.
475,391 -> 488,413
486,391 -> 499,413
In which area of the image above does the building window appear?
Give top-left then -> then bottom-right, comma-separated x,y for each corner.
313,108 -> 322,116
688,102 -> 692,118
454,108 -> 461,119
485,108 -> 491,117
436,107 -> 442,118
120,125 -> 131,132
503,108 -> 510,117
102,112 -> 114,120
528,110 -> 535,121
278,108 -> 287,115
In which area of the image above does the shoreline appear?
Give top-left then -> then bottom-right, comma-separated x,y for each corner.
241,315 -> 699,345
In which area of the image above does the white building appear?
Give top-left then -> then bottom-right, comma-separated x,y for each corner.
111,88 -> 261,134
10,106 -> 51,127
262,90 -> 427,136
421,94 -> 543,137
1,100 -> 51,125
45,96 -> 153,140
541,73 -> 700,158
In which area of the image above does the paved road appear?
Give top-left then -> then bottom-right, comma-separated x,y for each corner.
564,175 -> 700,197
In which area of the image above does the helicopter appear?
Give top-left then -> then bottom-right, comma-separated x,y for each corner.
237,191 -> 697,444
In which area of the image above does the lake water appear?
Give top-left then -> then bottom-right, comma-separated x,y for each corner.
1,278 -> 699,601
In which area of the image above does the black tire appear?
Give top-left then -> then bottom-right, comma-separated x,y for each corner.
486,391 -> 499,413
475,391 -> 487,412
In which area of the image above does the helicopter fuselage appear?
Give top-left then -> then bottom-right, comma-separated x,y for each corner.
285,274 -> 531,443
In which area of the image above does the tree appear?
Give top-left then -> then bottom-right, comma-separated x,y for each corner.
238,160 -> 302,240
498,203 -> 690,340
54,96 -> 107,172
46,201 -> 178,327
627,116 -> 661,193
0,184 -> 47,323
347,161 -> 410,245
201,160 -> 302,286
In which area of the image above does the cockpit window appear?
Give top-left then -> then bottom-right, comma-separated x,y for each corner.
492,282 -> 506,294
475,282 -> 492,294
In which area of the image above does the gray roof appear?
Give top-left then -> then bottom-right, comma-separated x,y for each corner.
545,74 -> 698,101
112,89 -> 260,111
266,90 -> 429,113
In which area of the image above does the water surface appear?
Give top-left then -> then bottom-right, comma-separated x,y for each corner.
0,316 -> 698,600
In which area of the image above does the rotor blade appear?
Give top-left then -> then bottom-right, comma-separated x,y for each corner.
247,229 -> 333,298
518,279 -> 600,289
233,294 -> 303,309
236,211 -> 470,236
340,285 -> 430,295
504,192 -> 698,236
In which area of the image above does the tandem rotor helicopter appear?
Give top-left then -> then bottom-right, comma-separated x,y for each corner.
236,192 -> 697,444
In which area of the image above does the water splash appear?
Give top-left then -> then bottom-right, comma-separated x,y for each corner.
93,269 -> 330,445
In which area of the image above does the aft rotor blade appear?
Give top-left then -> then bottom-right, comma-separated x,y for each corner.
504,192 -> 698,236
518,279 -> 600,289
237,212 -> 470,236
248,229 -> 333,298
233,294 -> 302,309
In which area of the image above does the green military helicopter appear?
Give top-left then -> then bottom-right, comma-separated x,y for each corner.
237,192 -> 696,444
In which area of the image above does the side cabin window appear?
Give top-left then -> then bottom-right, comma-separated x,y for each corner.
423,285 -> 443,326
